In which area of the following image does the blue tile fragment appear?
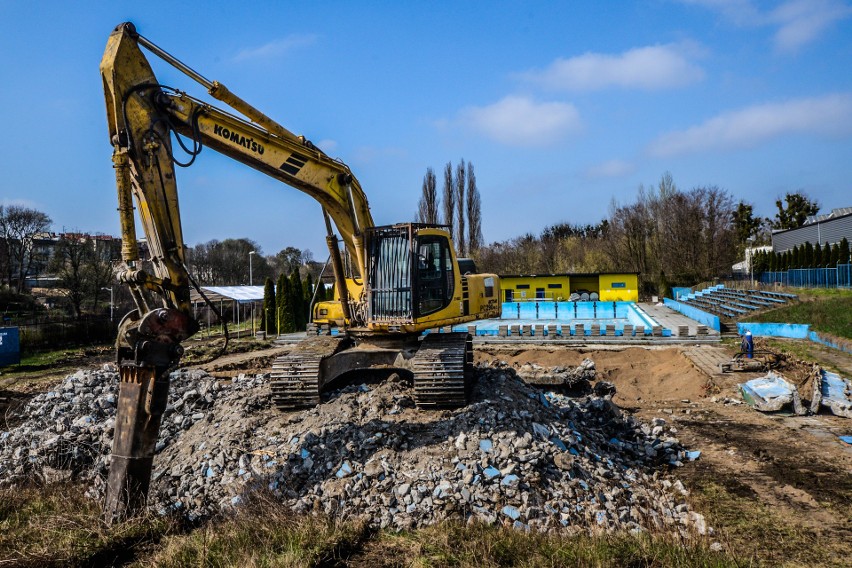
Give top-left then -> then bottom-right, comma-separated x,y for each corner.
483,466 -> 500,479
501,474 -> 519,486
502,505 -> 521,520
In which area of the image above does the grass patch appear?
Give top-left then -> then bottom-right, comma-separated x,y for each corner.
136,491 -> 734,568
181,336 -> 274,365
135,492 -> 370,567
686,476 -> 847,568
0,483 -> 175,567
9,345 -> 111,370
742,289 -> 852,339
0,484 -> 803,568
364,522 -> 734,568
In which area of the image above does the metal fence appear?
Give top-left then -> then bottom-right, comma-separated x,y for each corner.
12,316 -> 117,353
759,264 -> 852,288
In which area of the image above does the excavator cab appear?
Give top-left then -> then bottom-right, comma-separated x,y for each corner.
367,224 -> 457,324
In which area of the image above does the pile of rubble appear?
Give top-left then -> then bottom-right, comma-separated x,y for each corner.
512,358 -> 596,389
0,361 -> 707,536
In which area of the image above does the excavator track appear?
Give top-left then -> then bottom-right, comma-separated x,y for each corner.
270,336 -> 347,410
412,332 -> 472,409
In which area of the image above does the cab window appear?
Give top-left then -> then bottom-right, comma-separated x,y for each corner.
416,236 -> 454,316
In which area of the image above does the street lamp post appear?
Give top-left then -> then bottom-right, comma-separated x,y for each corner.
101,286 -> 114,321
249,250 -> 256,286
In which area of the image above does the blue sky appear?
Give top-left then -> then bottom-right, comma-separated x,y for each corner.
1,0 -> 851,259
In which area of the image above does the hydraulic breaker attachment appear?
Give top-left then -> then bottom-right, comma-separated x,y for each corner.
103,365 -> 170,523
103,307 -> 194,523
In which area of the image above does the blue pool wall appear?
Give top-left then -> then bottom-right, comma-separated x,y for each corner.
450,301 -> 669,337
737,322 -> 852,355
663,298 -> 721,332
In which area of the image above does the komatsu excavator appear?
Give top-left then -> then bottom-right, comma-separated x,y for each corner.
100,22 -> 500,520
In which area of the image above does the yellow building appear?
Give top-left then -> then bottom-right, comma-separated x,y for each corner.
499,273 -> 639,302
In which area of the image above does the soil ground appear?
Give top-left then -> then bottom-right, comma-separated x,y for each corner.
2,338 -> 851,565
476,343 -> 852,566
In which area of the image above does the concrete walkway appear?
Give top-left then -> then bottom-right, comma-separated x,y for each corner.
639,302 -> 720,337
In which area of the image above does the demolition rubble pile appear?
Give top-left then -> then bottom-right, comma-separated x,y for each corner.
0,361 -> 707,535
512,358 -> 597,389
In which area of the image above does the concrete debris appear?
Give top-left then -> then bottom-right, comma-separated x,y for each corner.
739,372 -> 803,414
819,370 -> 852,419
0,362 -> 707,536
509,358 -> 596,389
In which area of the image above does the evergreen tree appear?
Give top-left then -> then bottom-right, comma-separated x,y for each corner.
262,277 -> 276,334
276,273 -> 294,333
773,192 -> 820,230
769,252 -> 776,272
814,242 -> 823,267
840,237 -> 851,264
304,272 -> 314,324
290,269 -> 306,331
793,245 -> 801,269
831,242 -> 841,266
804,242 -> 814,268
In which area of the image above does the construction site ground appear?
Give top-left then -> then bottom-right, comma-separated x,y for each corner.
1,336 -> 851,566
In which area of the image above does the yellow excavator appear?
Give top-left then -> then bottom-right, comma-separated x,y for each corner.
100,23 -> 500,520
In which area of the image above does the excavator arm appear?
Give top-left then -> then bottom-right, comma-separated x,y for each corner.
99,22 -> 374,521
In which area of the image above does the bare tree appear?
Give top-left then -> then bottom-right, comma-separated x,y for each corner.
49,235 -> 90,317
416,167 -> 439,224
46,234 -> 117,317
0,205 -> 52,292
442,162 -> 455,239
187,238 -> 271,285
455,160 -> 466,256
466,161 -> 483,254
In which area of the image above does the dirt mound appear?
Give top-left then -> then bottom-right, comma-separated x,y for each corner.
478,347 -> 710,404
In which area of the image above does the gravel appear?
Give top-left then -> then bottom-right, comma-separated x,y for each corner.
0,358 -> 708,536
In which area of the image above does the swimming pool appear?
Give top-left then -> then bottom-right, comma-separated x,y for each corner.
452,301 -> 668,337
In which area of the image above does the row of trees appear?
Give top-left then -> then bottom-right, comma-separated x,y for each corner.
416,159 -> 483,256
474,173 -> 748,295
260,270 -> 332,335
753,238 -> 851,274
186,239 -> 323,287
470,173 -> 825,296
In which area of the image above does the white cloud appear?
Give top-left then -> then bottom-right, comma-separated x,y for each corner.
682,0 -> 852,52
230,34 -> 317,62
583,159 -> 636,179
457,95 -> 582,146
770,0 -> 852,52
648,93 -> 852,156
519,44 -> 704,92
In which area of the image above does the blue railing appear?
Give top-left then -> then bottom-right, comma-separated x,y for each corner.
759,264 -> 851,288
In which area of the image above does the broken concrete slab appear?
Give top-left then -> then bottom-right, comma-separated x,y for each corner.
739,372 -> 803,413
819,370 -> 852,419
